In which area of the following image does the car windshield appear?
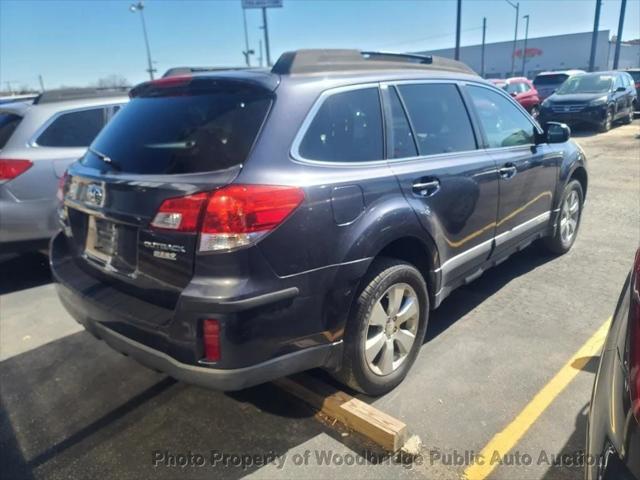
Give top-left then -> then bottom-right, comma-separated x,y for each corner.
556,75 -> 612,94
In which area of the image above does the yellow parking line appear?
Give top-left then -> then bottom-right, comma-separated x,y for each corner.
463,317 -> 612,480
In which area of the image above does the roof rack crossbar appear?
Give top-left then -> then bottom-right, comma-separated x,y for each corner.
271,49 -> 476,76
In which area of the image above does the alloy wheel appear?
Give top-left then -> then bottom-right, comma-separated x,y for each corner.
364,283 -> 420,376
560,189 -> 580,244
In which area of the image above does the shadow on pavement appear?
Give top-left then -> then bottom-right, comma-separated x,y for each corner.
426,242 -> 556,343
0,330 -> 335,480
0,253 -> 51,295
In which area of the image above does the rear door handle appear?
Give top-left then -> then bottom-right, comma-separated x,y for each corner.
412,179 -> 440,197
499,164 -> 518,179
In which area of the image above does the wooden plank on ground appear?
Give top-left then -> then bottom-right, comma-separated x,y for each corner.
274,374 -> 408,452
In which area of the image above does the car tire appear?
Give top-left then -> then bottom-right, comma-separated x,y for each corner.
333,257 -> 429,396
543,179 -> 584,255
599,108 -> 613,132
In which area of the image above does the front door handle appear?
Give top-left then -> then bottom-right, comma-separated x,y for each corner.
412,179 -> 440,197
499,164 -> 518,180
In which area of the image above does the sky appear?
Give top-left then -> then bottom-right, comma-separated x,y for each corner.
1,0 -> 639,90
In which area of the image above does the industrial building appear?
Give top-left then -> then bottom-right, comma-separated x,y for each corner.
415,30 -> 640,79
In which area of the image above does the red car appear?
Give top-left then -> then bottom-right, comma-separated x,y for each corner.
490,77 -> 541,118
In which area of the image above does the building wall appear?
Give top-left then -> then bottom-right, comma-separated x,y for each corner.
414,30 -> 640,79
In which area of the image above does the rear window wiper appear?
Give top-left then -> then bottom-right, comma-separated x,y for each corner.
89,147 -> 120,170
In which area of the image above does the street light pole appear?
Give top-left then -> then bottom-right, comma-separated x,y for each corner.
480,17 -> 487,78
505,0 -> 519,77
261,7 -> 272,67
454,0 -> 462,61
588,0 -> 602,72
521,14 -> 530,77
129,1 -> 156,80
613,0 -> 627,69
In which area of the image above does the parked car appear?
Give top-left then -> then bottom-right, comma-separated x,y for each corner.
623,68 -> 640,112
586,248 -> 640,480
533,69 -> 585,101
490,77 -> 541,118
51,50 -> 588,395
0,88 -> 128,253
539,71 -> 636,132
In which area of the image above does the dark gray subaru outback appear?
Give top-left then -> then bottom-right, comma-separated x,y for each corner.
51,50 -> 588,395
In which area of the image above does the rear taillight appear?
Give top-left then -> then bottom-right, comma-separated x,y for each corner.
150,192 -> 208,232
0,159 -> 32,181
150,185 -> 305,252
202,319 -> 220,362
56,170 -> 69,202
630,248 -> 640,421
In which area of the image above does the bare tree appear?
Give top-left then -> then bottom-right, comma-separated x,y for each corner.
95,74 -> 130,88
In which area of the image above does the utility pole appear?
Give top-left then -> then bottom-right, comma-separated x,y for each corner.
38,75 -> 45,92
129,1 -> 156,80
588,0 -> 602,72
481,17 -> 487,77
242,8 -> 252,67
521,15 -> 530,77
261,7 -> 272,67
505,0 -> 519,77
454,0 -> 462,60
613,0 -> 627,69
258,39 -> 264,68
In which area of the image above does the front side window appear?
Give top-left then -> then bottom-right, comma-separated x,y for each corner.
299,88 -> 383,162
467,85 -> 535,148
37,108 -> 107,147
397,83 -> 476,156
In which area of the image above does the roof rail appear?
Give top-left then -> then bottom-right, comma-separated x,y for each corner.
271,49 -> 476,75
162,66 -> 262,78
33,87 -> 129,105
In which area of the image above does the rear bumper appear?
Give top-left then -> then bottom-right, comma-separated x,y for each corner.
0,189 -> 59,246
50,232 -> 352,390
74,304 -> 340,391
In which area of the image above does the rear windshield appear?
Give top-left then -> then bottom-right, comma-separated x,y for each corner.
628,71 -> 640,83
0,112 -> 22,149
533,74 -> 569,86
82,87 -> 272,174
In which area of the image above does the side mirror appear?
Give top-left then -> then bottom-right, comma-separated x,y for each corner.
545,122 -> 571,143
616,86 -> 626,92
510,91 -> 518,97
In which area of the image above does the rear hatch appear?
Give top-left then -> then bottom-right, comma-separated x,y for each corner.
533,73 -> 569,99
61,75 -> 275,310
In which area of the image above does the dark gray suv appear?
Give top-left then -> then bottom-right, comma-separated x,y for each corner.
51,50 -> 588,395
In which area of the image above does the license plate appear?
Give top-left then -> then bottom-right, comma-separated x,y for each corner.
85,216 -> 117,264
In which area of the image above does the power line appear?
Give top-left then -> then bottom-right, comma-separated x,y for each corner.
377,27 -> 483,50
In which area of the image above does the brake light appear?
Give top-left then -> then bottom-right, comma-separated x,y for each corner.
150,185 -> 305,252
0,159 -> 32,181
56,170 -> 69,202
630,248 -> 640,421
202,319 -> 220,362
151,75 -> 192,89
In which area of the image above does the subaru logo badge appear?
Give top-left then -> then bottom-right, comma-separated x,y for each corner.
86,184 -> 104,207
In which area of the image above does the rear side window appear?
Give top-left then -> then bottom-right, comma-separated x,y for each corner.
387,87 -> 417,158
299,88 -> 383,162
533,74 -> 569,86
397,83 -> 476,156
83,89 -> 271,174
0,113 -> 22,149
467,85 -> 535,148
37,108 -> 107,147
